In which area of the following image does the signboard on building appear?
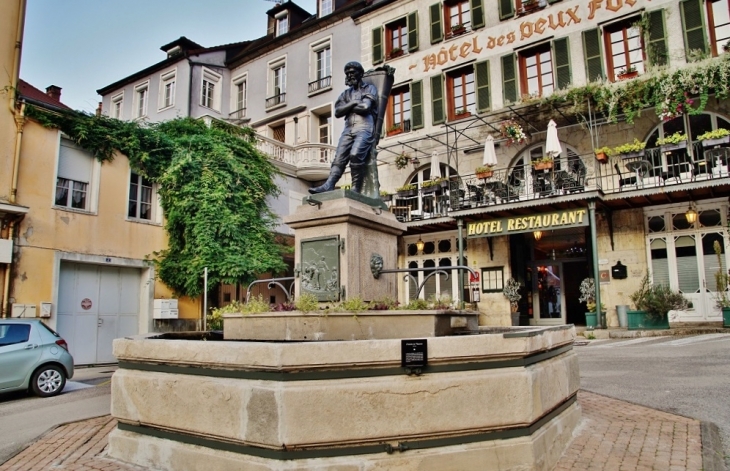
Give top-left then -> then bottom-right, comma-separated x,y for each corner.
466,209 -> 588,238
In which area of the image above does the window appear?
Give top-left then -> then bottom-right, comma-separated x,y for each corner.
320,0 -> 333,16
318,112 -> 332,162
429,0 -> 484,44
447,67 -> 475,118
604,19 -> 646,81
159,70 -> 176,109
111,93 -> 123,119
55,138 -> 93,211
0,324 -> 30,346
267,59 -> 287,108
309,40 -> 332,94
519,43 -> 554,97
403,232 -> 467,303
128,172 -> 153,220
387,85 -> 412,134
276,14 -> 289,36
386,18 -> 408,59
481,267 -> 505,293
135,83 -> 148,118
707,0 -> 730,55
231,74 -> 247,119
200,68 -> 221,111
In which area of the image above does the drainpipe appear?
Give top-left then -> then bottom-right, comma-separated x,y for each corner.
457,218 -> 464,309
588,201 -> 602,328
7,0 -> 26,116
11,102 -> 26,203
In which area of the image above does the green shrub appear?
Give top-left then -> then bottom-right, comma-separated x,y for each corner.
404,298 -> 429,310
243,295 -> 271,314
338,296 -> 369,312
295,292 -> 319,312
368,296 -> 400,310
429,295 -> 454,310
207,301 -> 246,330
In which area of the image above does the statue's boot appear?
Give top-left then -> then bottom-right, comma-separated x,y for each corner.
350,163 -> 366,194
309,165 -> 344,194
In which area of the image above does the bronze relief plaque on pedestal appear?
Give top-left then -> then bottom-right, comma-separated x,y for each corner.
301,236 -> 341,301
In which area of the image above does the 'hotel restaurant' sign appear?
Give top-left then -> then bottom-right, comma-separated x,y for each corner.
467,209 -> 588,238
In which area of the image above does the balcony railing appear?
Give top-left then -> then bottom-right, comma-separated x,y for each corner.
265,93 -> 286,108
308,76 -> 332,94
229,107 -> 246,120
254,133 -> 335,167
385,140 -> 730,222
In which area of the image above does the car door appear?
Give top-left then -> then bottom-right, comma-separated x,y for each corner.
0,323 -> 42,390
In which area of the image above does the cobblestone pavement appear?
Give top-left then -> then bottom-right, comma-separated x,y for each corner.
0,391 -> 706,471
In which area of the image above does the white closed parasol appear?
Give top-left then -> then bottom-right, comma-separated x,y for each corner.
430,151 -> 441,179
545,119 -> 562,157
483,135 -> 498,167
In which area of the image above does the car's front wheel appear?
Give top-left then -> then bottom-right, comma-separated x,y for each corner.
31,365 -> 66,397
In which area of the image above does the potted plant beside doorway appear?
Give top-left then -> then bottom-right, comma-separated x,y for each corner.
503,278 -> 522,326
711,240 -> 730,327
628,273 -> 689,330
579,277 -> 604,328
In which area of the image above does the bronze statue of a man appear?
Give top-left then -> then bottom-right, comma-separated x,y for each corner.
309,61 -> 378,194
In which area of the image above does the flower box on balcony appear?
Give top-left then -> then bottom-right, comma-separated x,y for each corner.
476,170 -> 494,179
659,141 -> 687,153
449,25 -> 467,37
617,70 -> 639,81
518,1 -> 542,15
619,151 -> 645,160
532,160 -> 554,171
386,127 -> 404,137
387,48 -> 404,60
702,136 -> 730,147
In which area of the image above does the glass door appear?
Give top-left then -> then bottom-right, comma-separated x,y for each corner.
532,263 -> 565,324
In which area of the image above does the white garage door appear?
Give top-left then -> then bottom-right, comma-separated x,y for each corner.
57,263 -> 140,365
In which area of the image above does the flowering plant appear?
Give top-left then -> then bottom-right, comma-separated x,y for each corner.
612,139 -> 646,155
503,278 -> 522,310
656,132 -> 687,146
500,119 -> 527,146
475,165 -> 495,173
578,277 -> 598,311
658,92 -> 694,121
396,183 -> 417,193
394,152 -> 411,169
698,128 -> 730,141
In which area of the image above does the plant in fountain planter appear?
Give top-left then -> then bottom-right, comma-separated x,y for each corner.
612,139 -> 646,159
394,152 -> 411,169
594,146 -> 612,163
628,272 -> 689,330
500,119 -> 527,146
698,128 -> 730,147
503,277 -> 522,325
475,165 -> 495,179
711,240 -> 730,327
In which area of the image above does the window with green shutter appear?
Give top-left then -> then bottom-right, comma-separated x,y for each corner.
474,60 -> 490,113
501,54 -> 517,104
470,0 -> 485,29
431,74 -> 445,125
582,28 -> 604,82
681,0 -> 708,60
430,3 -> 444,44
411,81 -> 424,130
647,10 -> 669,66
553,37 -> 571,90
372,27 -> 383,65
407,11 -> 419,52
499,0 -> 514,21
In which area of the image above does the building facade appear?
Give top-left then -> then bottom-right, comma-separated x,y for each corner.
354,0 -> 730,326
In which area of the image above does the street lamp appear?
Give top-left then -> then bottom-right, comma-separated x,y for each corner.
685,203 -> 698,224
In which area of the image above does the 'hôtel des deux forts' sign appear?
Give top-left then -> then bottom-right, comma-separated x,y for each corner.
413,0 -> 639,73
467,209 -> 588,238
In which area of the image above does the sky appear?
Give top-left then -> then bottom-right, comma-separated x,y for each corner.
20,0 -> 318,113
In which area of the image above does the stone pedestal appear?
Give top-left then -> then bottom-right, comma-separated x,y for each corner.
283,191 -> 406,302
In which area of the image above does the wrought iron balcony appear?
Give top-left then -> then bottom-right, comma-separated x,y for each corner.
308,76 -> 332,94
265,93 -> 286,108
229,107 -> 246,120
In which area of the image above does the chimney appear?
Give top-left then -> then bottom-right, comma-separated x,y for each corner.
46,85 -> 62,101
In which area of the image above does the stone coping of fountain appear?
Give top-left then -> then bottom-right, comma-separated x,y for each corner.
113,324 -> 574,372
223,309 -> 481,341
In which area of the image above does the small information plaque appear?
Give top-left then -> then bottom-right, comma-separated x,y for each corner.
401,339 -> 427,368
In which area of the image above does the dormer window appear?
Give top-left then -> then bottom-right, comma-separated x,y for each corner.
276,11 -> 289,36
320,0 -> 333,16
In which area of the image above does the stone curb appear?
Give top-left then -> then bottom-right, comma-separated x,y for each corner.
701,421 -> 729,471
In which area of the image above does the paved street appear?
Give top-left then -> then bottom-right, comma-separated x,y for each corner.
0,366 -> 115,464
577,333 -> 730,468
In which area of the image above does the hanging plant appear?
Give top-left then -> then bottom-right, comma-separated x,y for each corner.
394,152 -> 411,169
499,119 -> 527,146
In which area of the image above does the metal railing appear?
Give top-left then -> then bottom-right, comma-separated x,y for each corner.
246,277 -> 295,303
265,93 -> 286,108
372,265 -> 477,301
308,76 -> 332,94
229,107 -> 246,120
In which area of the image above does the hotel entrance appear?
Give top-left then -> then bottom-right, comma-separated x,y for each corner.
527,227 -> 589,326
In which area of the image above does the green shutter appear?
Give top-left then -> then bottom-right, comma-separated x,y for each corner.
553,37 -> 571,90
647,10 -> 669,66
407,11 -> 419,52
430,74 -> 445,125
411,81 -> 424,130
501,54 -> 517,104
499,0 -> 514,21
681,0 -> 708,60
372,27 -> 383,65
429,3 -> 443,44
582,28 -> 604,82
470,0 -> 485,29
474,60 -> 491,113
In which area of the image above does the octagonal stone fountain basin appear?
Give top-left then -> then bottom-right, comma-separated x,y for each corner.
108,324 -> 580,471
